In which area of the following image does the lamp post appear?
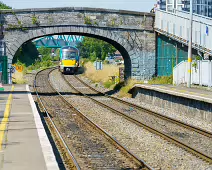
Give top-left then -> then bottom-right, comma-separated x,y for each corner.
187,0 -> 193,88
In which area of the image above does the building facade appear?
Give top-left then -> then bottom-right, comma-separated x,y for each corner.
193,0 -> 212,17
156,0 -> 212,18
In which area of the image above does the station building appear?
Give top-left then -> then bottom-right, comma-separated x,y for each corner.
156,0 -> 212,18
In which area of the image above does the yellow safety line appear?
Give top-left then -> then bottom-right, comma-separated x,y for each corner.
0,85 -> 14,150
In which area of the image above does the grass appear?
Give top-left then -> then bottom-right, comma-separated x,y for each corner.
83,61 -> 173,97
83,61 -> 143,97
117,76 -> 173,97
12,71 -> 26,84
118,79 -> 141,98
83,62 -> 120,88
148,76 -> 173,85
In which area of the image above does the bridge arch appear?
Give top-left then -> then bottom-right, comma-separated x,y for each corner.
8,26 -> 132,78
2,7 -> 155,80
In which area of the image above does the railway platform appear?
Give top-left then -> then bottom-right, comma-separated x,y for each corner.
0,84 -> 59,170
130,84 -> 212,103
129,84 -> 212,123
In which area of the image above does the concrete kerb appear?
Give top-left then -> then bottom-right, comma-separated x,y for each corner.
26,85 -> 59,170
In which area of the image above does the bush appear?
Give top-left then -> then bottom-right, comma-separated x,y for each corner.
26,58 -> 55,72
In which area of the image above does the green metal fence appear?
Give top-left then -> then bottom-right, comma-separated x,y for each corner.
157,34 -> 189,76
0,56 -> 8,84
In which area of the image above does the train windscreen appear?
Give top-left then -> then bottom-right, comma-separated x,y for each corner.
62,51 -> 77,60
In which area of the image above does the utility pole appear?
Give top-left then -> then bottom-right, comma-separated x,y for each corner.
187,0 -> 193,88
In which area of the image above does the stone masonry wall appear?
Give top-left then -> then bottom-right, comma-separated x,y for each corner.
0,7 -> 155,80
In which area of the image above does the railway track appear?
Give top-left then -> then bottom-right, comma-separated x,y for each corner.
74,75 -> 212,138
35,68 -> 152,170
61,72 -> 212,164
34,68 -> 80,170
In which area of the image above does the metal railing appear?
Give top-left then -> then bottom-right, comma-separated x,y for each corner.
155,9 -> 212,56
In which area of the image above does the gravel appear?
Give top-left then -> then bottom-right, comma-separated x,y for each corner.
68,74 -> 212,157
48,69 -> 142,169
50,69 -> 212,170
79,75 -> 212,133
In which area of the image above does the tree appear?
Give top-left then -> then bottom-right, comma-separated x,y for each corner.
13,42 -> 39,66
77,37 -> 116,61
0,1 -> 12,9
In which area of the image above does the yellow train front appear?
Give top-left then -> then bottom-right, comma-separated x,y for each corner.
59,46 -> 80,74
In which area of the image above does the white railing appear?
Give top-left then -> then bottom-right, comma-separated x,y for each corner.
173,60 -> 212,87
155,9 -> 212,56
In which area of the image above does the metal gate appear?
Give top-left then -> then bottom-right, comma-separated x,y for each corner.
157,34 -> 191,76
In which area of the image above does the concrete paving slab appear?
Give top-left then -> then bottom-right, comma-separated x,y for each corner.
0,85 -> 59,170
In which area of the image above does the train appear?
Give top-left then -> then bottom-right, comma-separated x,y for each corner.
59,46 -> 80,74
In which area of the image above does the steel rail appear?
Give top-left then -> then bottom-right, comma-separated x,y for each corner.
73,75 -> 212,139
49,69 -> 153,170
61,73 -> 212,164
34,68 -> 81,170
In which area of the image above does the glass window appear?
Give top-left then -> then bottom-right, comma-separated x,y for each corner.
62,51 -> 77,59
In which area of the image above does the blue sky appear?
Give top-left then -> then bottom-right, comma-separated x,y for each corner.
2,0 -> 156,12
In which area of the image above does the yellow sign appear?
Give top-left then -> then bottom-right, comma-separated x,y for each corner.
12,64 -> 24,72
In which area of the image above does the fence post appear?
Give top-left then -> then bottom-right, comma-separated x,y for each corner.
211,61 -> 212,87
209,60 -> 212,87
200,60 -> 202,86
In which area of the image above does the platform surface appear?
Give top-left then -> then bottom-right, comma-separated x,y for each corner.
132,84 -> 212,104
0,85 -> 11,127
0,84 -> 59,170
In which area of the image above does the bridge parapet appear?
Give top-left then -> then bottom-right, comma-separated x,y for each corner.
1,7 -> 154,31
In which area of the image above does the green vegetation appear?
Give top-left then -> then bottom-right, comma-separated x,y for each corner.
13,43 -> 59,73
27,47 -> 59,71
48,16 -> 53,24
13,42 -> 39,66
0,2 -> 27,31
104,81 -> 114,88
94,21 -> 99,26
7,23 -> 27,31
192,55 -> 202,72
0,1 -> 12,9
116,76 -> 173,97
18,20 -> 22,25
77,37 -> 116,61
110,18 -> 117,27
120,19 -> 123,25
83,61 -> 120,87
12,45 -> 59,84
32,15 -> 39,25
118,79 -> 139,97
148,76 -> 173,84
84,16 -> 92,25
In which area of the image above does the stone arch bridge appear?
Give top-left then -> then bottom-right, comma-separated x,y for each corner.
0,7 -> 155,80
